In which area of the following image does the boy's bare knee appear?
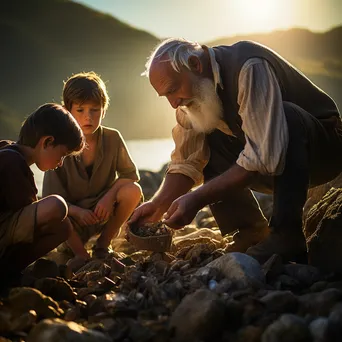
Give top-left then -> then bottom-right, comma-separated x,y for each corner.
41,195 -> 68,221
117,182 -> 142,203
131,182 -> 143,201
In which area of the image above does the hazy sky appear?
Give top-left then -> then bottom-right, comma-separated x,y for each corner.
73,0 -> 342,42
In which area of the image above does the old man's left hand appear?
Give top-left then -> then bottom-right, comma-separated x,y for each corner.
163,192 -> 203,229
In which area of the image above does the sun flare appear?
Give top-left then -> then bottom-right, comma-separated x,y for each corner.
230,0 -> 286,33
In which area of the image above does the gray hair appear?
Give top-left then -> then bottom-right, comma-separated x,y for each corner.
142,38 -> 204,77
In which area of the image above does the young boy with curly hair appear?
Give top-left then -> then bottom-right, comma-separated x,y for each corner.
43,72 -> 142,269
0,103 -> 85,279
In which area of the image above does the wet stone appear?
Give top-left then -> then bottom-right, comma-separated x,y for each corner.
27,318 -> 111,342
309,317 -> 329,342
7,287 -> 63,319
236,325 -> 263,342
34,277 -> 76,302
169,289 -> 226,342
326,302 -> 342,341
284,264 -> 321,288
260,290 -> 299,314
299,288 -> 342,316
196,253 -> 265,290
261,314 -> 311,342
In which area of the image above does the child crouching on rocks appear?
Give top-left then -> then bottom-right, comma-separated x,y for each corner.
0,103 -> 85,283
43,72 -> 142,270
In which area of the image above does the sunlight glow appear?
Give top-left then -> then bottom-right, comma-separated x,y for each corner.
230,0 -> 293,34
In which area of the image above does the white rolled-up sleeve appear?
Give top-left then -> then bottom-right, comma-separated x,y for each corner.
236,58 -> 289,175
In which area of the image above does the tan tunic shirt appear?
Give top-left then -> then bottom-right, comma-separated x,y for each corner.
43,126 -> 139,209
167,53 -> 289,186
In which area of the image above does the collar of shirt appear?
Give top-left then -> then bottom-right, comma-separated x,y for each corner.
202,45 -> 224,91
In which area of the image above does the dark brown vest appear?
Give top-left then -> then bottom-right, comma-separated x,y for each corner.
212,41 -> 340,140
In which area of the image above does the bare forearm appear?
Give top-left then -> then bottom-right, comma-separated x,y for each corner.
194,164 -> 255,207
152,173 -> 194,212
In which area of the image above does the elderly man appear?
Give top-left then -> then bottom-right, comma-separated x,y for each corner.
129,38 -> 342,264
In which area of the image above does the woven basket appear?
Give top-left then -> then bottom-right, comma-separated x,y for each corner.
128,223 -> 173,252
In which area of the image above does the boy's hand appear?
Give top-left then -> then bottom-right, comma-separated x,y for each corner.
94,195 -> 115,223
73,207 -> 99,227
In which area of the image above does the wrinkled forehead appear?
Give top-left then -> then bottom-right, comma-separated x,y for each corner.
149,56 -> 182,91
150,55 -> 174,78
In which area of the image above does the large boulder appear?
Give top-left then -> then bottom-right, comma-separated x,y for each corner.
169,289 -> 226,342
305,188 -> 342,273
196,252 -> 265,290
139,170 -> 163,200
261,314 -> 311,342
304,172 -> 342,220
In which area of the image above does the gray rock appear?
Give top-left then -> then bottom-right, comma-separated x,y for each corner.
237,325 -> 263,342
27,318 -> 111,342
260,291 -> 298,314
262,254 -> 284,283
196,252 -> 265,290
326,302 -> 342,341
139,170 -> 162,200
8,287 -> 63,318
309,317 -> 328,342
306,188 -> 342,274
169,289 -> 226,342
34,277 -> 76,302
274,274 -> 301,291
309,281 -> 328,293
262,314 -> 311,342
284,264 -> 321,287
0,309 -> 37,335
30,258 -> 60,278
299,288 -> 342,316
21,258 -> 60,286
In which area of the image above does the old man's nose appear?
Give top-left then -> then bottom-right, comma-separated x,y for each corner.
168,97 -> 182,109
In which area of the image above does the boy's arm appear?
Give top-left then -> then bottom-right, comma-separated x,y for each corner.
115,132 -> 140,182
1,155 -> 37,211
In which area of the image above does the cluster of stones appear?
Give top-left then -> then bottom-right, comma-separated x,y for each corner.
2,186 -> 342,342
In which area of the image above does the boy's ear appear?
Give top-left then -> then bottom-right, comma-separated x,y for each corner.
43,136 -> 55,149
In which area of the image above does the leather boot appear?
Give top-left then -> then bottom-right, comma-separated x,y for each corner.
246,229 -> 307,265
225,223 -> 270,253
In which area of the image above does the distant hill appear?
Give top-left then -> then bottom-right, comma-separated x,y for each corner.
1,0 -> 341,140
0,0 -> 175,140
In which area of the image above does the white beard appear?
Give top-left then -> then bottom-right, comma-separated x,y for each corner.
180,78 -> 223,134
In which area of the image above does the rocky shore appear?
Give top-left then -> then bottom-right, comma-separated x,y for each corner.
2,170 -> 342,342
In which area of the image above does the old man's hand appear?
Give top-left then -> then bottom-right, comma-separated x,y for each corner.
163,192 -> 202,229
127,200 -> 164,227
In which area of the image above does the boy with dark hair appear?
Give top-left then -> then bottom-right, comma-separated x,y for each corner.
0,103 -> 85,278
43,72 -> 142,270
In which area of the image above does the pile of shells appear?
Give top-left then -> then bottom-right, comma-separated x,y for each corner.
130,222 -> 171,237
